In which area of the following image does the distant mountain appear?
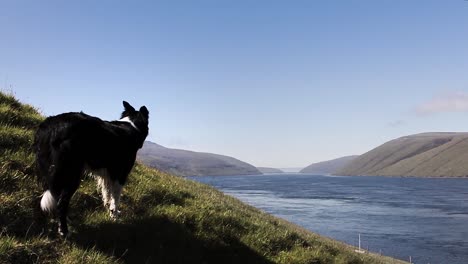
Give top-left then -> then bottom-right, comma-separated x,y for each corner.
336,132 -> 468,177
279,168 -> 303,173
300,156 -> 358,175
257,167 -> 284,174
137,141 -> 261,176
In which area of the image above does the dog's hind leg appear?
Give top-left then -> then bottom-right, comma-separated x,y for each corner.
56,188 -> 75,237
53,160 -> 83,237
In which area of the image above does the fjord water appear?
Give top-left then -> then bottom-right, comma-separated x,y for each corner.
191,174 -> 468,264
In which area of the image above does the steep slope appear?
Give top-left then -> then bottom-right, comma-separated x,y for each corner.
137,141 -> 261,176
300,156 -> 358,175
257,167 -> 284,174
337,133 -> 468,177
0,92 -> 407,263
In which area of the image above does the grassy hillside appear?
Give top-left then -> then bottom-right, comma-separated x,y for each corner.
0,91 -> 407,264
138,141 -> 261,176
300,156 -> 358,175
337,133 -> 468,177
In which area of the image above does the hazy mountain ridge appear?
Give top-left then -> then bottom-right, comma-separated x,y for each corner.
300,155 -> 358,174
257,167 -> 284,173
137,141 -> 261,176
336,132 -> 468,177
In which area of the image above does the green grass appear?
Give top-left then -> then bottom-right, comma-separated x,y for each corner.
0,91 -> 408,264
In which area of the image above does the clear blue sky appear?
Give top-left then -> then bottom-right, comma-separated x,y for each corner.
1,1 -> 468,168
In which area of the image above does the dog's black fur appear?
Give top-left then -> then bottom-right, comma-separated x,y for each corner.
34,101 -> 149,236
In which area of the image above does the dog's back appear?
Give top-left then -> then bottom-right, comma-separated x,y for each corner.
34,112 -> 98,190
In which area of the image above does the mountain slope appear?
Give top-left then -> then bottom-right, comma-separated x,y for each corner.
300,156 -> 358,174
137,141 -> 261,176
0,91 -> 406,263
337,133 -> 468,177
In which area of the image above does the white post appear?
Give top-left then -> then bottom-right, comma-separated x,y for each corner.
355,233 -> 365,253
359,233 -> 361,250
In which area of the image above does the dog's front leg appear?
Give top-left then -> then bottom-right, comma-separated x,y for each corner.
109,181 -> 123,220
97,176 -> 112,208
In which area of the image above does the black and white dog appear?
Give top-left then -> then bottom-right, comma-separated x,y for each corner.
34,101 -> 149,237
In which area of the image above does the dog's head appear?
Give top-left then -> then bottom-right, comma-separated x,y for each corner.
121,101 -> 149,146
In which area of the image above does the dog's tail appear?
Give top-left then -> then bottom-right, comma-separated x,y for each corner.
40,190 -> 57,213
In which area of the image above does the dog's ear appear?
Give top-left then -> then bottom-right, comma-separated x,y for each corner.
123,101 -> 136,112
140,106 -> 149,119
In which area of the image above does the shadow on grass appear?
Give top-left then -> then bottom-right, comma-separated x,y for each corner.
73,215 -> 273,264
0,194 -> 50,239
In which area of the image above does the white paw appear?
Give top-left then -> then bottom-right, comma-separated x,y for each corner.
58,227 -> 70,239
110,209 -> 121,220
